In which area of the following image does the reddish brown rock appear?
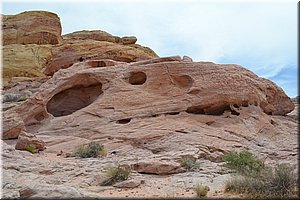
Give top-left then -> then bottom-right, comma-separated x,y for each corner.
2,11 -> 63,45
15,131 -> 46,151
63,30 -> 137,45
132,160 -> 182,175
43,38 -> 158,76
2,112 -> 25,139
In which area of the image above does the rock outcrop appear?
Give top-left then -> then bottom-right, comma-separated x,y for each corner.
1,10 -> 297,199
2,11 -> 158,83
43,38 -> 157,76
2,56 -> 294,142
2,11 -> 63,45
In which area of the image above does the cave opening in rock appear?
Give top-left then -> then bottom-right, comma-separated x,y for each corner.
116,118 -> 132,124
186,105 -> 205,114
186,104 -> 240,116
129,71 -> 147,85
87,60 -> 116,68
46,83 -> 102,117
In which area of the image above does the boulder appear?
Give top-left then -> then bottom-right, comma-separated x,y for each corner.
2,11 -> 63,45
15,131 -> 46,151
132,160 -> 182,175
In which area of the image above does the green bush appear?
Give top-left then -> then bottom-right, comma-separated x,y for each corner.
225,163 -> 298,198
25,144 -> 38,154
180,156 -> 200,171
223,150 -> 264,175
72,142 -> 107,158
193,183 -> 210,197
100,164 -> 131,186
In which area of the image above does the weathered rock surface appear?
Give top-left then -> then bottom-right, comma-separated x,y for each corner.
133,160 -> 182,175
2,44 -> 52,84
2,11 -> 158,82
15,131 -> 46,151
1,10 -> 298,199
43,38 -> 157,76
2,112 -> 25,139
113,179 -> 142,188
2,11 -> 63,45
63,30 -> 138,45
4,56 -> 293,137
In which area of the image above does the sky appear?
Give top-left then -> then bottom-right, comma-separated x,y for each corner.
1,0 -> 298,97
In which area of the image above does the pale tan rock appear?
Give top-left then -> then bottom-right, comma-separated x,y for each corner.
15,131 -> 46,151
2,11 -> 63,45
113,179 -> 141,188
2,44 -> 52,84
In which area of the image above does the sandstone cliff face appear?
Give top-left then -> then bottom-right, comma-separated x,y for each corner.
2,11 -> 158,83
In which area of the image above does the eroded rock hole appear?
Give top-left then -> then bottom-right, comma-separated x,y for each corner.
186,104 -> 240,116
129,71 -> 147,85
117,118 -> 131,124
166,112 -> 180,115
87,60 -> 108,67
46,83 -> 102,117
186,106 -> 205,114
171,75 -> 193,88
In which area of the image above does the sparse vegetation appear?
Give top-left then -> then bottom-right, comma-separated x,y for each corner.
25,144 -> 38,154
100,164 -> 131,186
193,183 -> 210,197
3,93 -> 28,103
223,150 -> 264,176
180,156 -> 200,171
72,142 -> 107,158
224,150 -> 298,198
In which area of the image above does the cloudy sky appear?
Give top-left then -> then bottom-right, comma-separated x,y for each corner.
1,0 -> 298,97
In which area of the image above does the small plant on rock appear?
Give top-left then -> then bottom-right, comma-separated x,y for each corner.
100,164 -> 131,186
193,183 -> 210,197
25,144 -> 38,154
180,156 -> 200,171
72,142 -> 107,158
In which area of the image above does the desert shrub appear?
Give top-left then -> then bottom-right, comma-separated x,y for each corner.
25,144 -> 38,154
193,183 -> 210,197
100,164 -> 131,186
180,156 -> 200,171
223,150 -> 264,176
225,163 -> 298,198
72,142 -> 107,158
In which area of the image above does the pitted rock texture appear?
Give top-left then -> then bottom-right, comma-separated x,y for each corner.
2,11 -> 63,45
1,55 -> 297,198
2,56 -> 294,143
